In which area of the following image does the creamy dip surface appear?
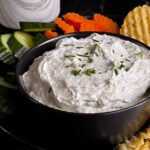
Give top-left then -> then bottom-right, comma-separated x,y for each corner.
21,33 -> 150,113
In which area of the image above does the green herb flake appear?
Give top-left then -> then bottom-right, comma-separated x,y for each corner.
119,64 -> 125,70
83,69 -> 96,76
80,64 -> 86,68
90,44 -> 98,54
77,54 -> 90,57
95,52 -> 99,57
114,69 -> 119,76
135,51 -> 144,58
79,58 -> 82,61
112,49 -> 115,53
89,43 -> 100,56
63,44 -> 74,46
76,46 -> 83,49
84,52 -> 89,55
65,65 -> 70,68
88,57 -> 93,63
71,69 -> 81,76
125,68 -> 130,72
125,59 -> 131,62
64,55 -> 75,58
64,55 -> 76,60
92,39 -> 99,42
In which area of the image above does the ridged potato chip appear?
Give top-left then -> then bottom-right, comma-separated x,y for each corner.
117,126 -> 150,150
120,5 -> 150,47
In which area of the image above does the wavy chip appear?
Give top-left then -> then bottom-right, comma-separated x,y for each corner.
116,126 -> 150,150
120,5 -> 150,47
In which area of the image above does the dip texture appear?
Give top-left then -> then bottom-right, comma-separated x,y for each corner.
21,33 -> 150,113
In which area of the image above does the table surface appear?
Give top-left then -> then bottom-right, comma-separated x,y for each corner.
0,0 -> 148,149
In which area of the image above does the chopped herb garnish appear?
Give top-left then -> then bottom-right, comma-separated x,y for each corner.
119,64 -> 125,70
63,44 -> 74,46
88,57 -> 93,63
77,54 -> 90,57
90,44 -> 98,54
112,49 -> 115,53
84,52 -> 89,55
79,58 -> 82,61
89,43 -> 100,56
83,69 -> 96,76
64,55 -> 75,58
95,52 -> 99,56
80,64 -> 86,68
125,59 -> 131,62
65,65 -> 70,68
71,69 -> 81,76
64,55 -> 75,60
114,69 -> 119,76
48,87 -> 52,93
135,51 -> 144,58
125,68 -> 130,72
76,46 -> 83,49
92,39 -> 99,42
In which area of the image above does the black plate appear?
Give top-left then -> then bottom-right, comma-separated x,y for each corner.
0,39 -> 149,150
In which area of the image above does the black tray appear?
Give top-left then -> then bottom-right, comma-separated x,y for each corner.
0,0 -> 149,148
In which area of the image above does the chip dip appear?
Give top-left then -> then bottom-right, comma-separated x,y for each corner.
21,33 -> 150,113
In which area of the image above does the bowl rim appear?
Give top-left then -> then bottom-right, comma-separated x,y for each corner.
16,31 -> 150,116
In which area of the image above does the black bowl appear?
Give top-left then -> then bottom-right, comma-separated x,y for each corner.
16,32 -> 150,148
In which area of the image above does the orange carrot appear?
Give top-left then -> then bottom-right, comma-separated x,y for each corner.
63,12 -> 88,30
54,12 -> 119,34
93,14 -> 119,33
55,17 -> 75,34
44,29 -> 58,39
80,20 -> 100,32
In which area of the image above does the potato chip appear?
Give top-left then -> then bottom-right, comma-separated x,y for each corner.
116,126 -> 150,150
120,5 -> 150,47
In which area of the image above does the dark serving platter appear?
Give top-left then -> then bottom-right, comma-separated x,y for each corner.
0,32 -> 150,150
0,0 -> 149,149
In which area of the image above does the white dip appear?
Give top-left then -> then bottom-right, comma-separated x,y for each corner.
21,33 -> 150,113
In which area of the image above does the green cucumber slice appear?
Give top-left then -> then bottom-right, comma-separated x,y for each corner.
8,31 -> 34,58
0,34 -> 16,65
1,34 -> 11,50
1,52 -> 14,62
20,22 -> 56,32
33,33 -> 47,46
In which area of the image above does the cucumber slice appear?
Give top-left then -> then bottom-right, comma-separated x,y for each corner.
33,33 -> 47,46
8,31 -> 34,58
1,53 -> 15,64
0,34 -> 12,59
0,34 -> 16,65
20,22 -> 56,32
0,46 -> 8,58
1,34 -> 11,50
